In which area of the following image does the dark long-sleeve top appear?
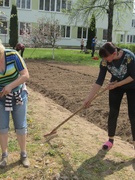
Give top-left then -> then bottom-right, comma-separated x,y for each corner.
96,49 -> 135,89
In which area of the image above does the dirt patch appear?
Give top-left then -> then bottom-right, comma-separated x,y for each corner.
26,59 -> 132,143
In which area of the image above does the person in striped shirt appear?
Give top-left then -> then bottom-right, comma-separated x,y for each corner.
0,43 -> 30,168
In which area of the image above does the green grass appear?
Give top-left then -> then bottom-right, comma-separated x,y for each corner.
8,139 -> 18,152
24,48 -> 101,67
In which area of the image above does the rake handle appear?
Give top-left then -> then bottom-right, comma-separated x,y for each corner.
44,87 -> 107,137
44,106 -> 84,137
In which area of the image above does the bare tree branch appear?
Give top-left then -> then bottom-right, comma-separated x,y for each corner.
68,0 -> 133,41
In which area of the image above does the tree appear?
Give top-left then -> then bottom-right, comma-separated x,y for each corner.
0,11 -> 8,44
22,16 -> 61,59
86,14 -> 96,50
69,0 -> 133,42
9,5 -> 18,49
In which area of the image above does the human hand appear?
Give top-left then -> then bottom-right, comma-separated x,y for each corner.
83,98 -> 92,108
107,81 -> 118,90
0,85 -> 12,97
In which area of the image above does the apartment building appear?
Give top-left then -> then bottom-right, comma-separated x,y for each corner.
0,0 -> 135,47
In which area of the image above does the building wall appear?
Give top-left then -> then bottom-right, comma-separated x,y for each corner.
0,0 -> 135,47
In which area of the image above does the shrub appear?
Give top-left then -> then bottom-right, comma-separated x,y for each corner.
118,44 -> 135,53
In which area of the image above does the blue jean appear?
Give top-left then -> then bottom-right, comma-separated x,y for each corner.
0,90 -> 28,135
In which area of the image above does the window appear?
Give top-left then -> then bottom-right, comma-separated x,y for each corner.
0,21 -> 7,34
130,35 -> 133,42
103,29 -> 108,40
16,0 -> 31,9
77,27 -> 87,39
133,36 -> 135,43
61,25 -> 70,38
51,0 -> 55,11
56,0 -> 60,12
82,28 -> 87,38
39,0 -> 71,12
66,26 -> 70,37
132,19 -> 135,27
62,0 -> 66,9
26,0 -> 30,8
127,35 -> 129,43
45,0 -> 49,11
19,22 -> 31,35
0,0 -> 9,7
39,0 -> 44,10
127,35 -> 135,43
67,0 -> 71,11
120,34 -> 124,42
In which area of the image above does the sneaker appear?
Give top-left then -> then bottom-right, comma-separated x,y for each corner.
102,140 -> 113,150
20,156 -> 30,168
0,156 -> 8,168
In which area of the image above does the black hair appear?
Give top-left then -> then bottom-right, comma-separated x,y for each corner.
99,42 -> 121,58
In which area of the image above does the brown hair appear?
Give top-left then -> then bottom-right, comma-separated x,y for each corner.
99,42 -> 120,58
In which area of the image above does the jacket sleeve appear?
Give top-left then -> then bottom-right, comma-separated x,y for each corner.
96,59 -> 108,86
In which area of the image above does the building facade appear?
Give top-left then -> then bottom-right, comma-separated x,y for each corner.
0,0 -> 135,47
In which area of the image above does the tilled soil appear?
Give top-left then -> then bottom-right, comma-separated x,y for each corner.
26,59 -> 132,143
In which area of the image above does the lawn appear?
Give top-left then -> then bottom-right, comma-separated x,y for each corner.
24,48 -> 101,67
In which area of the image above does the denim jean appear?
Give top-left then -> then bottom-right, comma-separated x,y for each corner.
0,90 -> 28,135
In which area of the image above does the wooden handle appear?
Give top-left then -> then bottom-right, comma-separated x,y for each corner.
44,87 -> 107,137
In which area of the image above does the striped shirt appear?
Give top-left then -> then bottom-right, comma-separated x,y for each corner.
0,49 -> 26,92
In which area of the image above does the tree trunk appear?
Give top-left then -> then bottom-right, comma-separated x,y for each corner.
107,0 -> 114,42
52,46 -> 55,59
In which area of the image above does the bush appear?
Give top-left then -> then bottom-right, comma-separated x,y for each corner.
118,44 -> 135,53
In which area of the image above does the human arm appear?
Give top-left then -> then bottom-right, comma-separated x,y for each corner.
0,68 -> 29,97
83,83 -> 102,108
83,59 -> 107,108
107,76 -> 134,90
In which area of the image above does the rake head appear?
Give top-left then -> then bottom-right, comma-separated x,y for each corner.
44,130 -> 57,138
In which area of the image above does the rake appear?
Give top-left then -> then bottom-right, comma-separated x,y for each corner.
44,87 -> 107,138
